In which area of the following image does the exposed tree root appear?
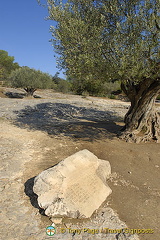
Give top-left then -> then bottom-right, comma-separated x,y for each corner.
120,111 -> 160,143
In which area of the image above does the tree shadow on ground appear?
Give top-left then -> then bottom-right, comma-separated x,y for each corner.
5,91 -> 41,99
5,91 -> 26,99
24,177 -> 46,215
14,102 -> 123,141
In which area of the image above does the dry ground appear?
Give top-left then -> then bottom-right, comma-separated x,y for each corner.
0,88 -> 160,240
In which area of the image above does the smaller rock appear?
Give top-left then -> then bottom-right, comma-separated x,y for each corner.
51,217 -> 63,225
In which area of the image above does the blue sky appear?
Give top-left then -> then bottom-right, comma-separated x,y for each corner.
0,0 -> 65,78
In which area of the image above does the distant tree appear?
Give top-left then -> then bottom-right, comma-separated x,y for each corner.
0,50 -> 19,81
41,0 -> 160,142
9,66 -> 53,96
52,72 -> 71,93
52,72 -> 62,84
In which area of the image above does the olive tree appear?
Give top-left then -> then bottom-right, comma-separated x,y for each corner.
9,66 -> 53,96
40,0 -> 160,142
0,50 -> 19,81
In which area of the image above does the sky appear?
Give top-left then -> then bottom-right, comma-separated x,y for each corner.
0,0 -> 65,78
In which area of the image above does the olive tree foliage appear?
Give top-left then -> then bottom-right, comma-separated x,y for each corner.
39,0 -> 160,142
48,0 -> 114,94
9,66 -> 53,96
0,50 -> 19,81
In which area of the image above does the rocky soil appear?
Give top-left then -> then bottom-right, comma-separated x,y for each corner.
0,87 -> 160,240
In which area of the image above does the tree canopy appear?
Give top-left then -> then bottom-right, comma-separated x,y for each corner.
0,50 -> 19,81
9,66 -> 53,96
46,0 -> 159,86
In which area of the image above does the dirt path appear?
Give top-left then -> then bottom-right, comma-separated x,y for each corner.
0,89 -> 160,240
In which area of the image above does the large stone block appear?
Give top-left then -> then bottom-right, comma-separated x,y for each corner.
33,149 -> 112,218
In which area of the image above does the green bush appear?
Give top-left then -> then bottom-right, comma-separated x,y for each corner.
82,90 -> 90,97
68,75 -> 121,97
108,94 -> 116,99
52,73 -> 72,93
102,81 -> 121,95
56,80 -> 71,93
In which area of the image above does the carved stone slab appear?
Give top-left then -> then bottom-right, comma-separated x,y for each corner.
33,149 -> 112,218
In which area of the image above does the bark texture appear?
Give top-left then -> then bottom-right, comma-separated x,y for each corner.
120,78 -> 160,143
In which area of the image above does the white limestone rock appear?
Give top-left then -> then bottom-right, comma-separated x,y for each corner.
33,149 -> 112,218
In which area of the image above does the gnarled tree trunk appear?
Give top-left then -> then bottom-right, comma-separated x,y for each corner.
120,78 -> 160,143
24,88 -> 37,97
